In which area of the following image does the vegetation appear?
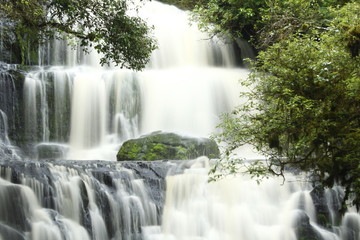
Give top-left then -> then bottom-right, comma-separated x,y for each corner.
196,0 -> 360,212
3,0 -> 360,214
0,0 -> 157,70
190,0 -> 350,47
191,0 -> 265,43
157,0 -> 204,10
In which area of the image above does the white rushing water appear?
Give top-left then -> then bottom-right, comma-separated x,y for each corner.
20,1 -> 248,161
0,160 -> 163,240
142,157 -> 347,240
0,157 -> 355,240
1,1 -> 359,240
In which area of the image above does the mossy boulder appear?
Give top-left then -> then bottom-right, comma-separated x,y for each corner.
117,131 -> 220,161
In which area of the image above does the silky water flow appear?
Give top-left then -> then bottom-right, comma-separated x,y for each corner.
18,1 -> 245,161
0,1 -> 359,240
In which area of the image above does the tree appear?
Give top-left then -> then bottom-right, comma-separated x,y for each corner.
212,2 -> 360,212
190,0 -> 350,48
0,0 -> 157,70
256,0 -> 347,49
191,0 -> 266,42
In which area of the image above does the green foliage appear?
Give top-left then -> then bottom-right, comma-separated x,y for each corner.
157,0 -> 205,10
190,0 -> 351,47
256,0 -> 339,48
336,2 -> 360,57
0,0 -> 156,70
214,2 -> 360,211
191,0 -> 266,41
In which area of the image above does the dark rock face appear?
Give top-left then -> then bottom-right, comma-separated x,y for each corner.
0,184 -> 32,232
293,210 -> 323,240
0,19 -> 22,64
0,63 -> 25,160
0,18 -> 41,65
0,160 -> 177,240
310,185 -> 332,227
117,131 -> 220,161
310,185 -> 343,228
0,64 -> 24,138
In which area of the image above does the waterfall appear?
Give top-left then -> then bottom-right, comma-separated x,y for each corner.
0,160 -> 170,240
0,63 -> 20,160
1,1 -> 360,240
143,158 -> 351,240
0,158 -> 358,240
23,70 -> 50,143
15,1 -> 246,160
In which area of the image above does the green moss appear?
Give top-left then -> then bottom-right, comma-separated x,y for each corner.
117,141 -> 140,160
176,148 -> 186,159
145,152 -> 158,161
117,132 -> 220,161
128,144 -> 140,159
143,143 -> 163,160
153,143 -> 165,152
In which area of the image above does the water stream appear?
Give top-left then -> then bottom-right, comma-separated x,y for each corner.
0,158 -> 358,240
10,1 -> 247,161
0,1 -> 359,240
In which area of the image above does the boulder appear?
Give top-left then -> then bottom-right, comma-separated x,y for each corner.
117,131 -> 220,161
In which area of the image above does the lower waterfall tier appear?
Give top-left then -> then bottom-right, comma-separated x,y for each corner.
0,158 -> 358,240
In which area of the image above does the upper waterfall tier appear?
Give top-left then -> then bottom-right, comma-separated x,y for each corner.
44,1 -> 240,69
1,1 -> 252,160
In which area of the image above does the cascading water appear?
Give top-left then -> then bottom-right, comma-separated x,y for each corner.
142,158 -> 355,240
15,1 -> 245,161
0,160 -> 170,240
1,1 -> 360,240
0,157 -> 357,240
0,63 -> 20,160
